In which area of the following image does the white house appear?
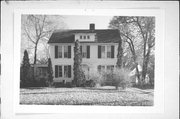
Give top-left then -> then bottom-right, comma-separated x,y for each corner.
48,24 -> 121,83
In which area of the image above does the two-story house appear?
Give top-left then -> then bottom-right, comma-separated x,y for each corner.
48,24 -> 121,83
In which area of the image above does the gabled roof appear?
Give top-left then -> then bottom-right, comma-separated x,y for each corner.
48,29 -> 121,43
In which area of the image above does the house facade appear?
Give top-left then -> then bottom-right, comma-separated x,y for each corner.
48,24 -> 121,83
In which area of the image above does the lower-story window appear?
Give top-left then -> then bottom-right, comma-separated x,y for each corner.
55,65 -> 62,78
98,65 -> 114,73
107,65 -> 114,72
64,65 -> 71,78
97,65 -> 105,73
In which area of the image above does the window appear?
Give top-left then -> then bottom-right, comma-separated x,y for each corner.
84,36 -> 86,39
64,46 -> 68,58
55,45 -> 71,58
58,46 -> 62,58
58,66 -> 62,77
101,46 -> 105,58
107,65 -> 114,72
87,35 -> 90,39
64,65 -> 71,78
55,65 -> 62,78
98,45 -> 114,58
80,35 -> 82,39
107,46 -> 111,58
97,65 -> 105,73
81,45 -> 90,58
82,45 -> 87,58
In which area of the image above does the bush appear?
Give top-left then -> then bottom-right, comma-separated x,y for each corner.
84,79 -> 96,87
102,68 -> 131,89
87,71 -> 104,87
112,68 -> 131,89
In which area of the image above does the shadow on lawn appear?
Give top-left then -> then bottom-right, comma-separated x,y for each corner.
22,87 -> 46,90
21,88 -> 126,95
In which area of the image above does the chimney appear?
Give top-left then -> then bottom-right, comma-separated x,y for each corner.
89,23 -> 95,30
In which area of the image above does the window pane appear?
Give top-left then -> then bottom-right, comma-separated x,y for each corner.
101,66 -> 105,72
64,65 -> 68,78
101,46 -> 105,58
64,46 -> 68,58
80,35 -> 82,39
107,65 -> 114,72
84,36 -> 86,39
87,35 -> 90,39
59,66 -> 62,77
58,46 -> 62,58
82,45 -> 87,58
98,65 -> 101,72
98,65 -> 105,73
107,46 -> 111,58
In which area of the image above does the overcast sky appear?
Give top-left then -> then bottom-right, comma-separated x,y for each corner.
63,15 -> 114,29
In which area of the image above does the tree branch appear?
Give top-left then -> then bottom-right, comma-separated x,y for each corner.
24,27 -> 36,44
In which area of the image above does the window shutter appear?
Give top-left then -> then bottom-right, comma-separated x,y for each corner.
68,65 -> 71,78
59,66 -> 62,77
55,46 -> 58,58
98,45 -> 101,58
68,45 -> 71,58
111,45 -> 114,58
55,65 -> 58,78
80,46 -> 82,54
87,45 -> 90,58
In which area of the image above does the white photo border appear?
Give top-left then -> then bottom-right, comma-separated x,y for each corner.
13,8 -> 165,114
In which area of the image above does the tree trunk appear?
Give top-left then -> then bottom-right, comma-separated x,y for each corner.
135,63 -> 141,85
141,48 -> 150,85
34,44 -> 37,65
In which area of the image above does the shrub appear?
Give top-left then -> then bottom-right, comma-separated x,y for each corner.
87,71 -> 104,87
102,68 -> 131,89
73,40 -> 85,87
112,68 -> 131,89
20,50 -> 32,88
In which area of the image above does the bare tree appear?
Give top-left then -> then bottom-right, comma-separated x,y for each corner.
22,15 -> 66,64
109,16 -> 155,86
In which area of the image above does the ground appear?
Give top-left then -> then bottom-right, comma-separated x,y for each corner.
20,86 -> 153,106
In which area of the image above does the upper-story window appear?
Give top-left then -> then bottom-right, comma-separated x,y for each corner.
101,46 -> 105,58
98,45 -> 114,59
80,45 -> 90,58
107,46 -> 111,58
84,36 -> 86,39
82,45 -> 87,58
87,35 -> 90,39
76,33 -> 95,42
55,45 -> 71,59
64,46 -> 68,58
58,46 -> 62,58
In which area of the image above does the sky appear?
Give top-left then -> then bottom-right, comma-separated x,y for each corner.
63,15 -> 114,29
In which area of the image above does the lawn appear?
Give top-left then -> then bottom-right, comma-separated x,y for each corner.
20,86 -> 154,106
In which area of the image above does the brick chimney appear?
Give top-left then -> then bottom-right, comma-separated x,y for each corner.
89,23 -> 95,30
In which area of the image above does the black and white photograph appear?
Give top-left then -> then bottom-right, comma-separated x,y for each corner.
20,15 -> 155,106
1,1 -> 179,119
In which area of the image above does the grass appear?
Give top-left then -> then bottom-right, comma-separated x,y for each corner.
20,86 -> 154,106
